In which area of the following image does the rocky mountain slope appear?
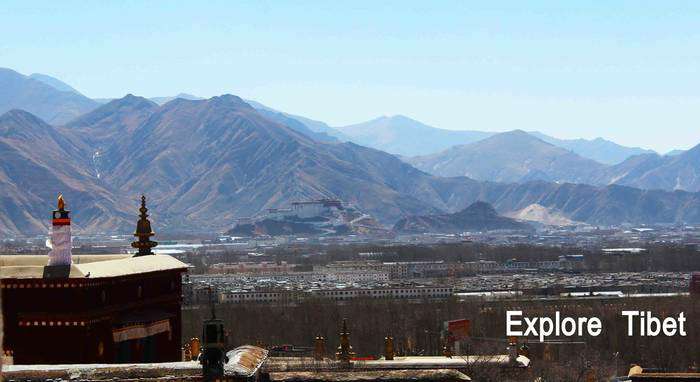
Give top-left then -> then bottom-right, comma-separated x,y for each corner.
70,95 -> 460,231
505,204 -> 577,226
0,110 -> 129,234
245,99 -> 350,142
394,201 -> 532,233
592,145 -> 700,192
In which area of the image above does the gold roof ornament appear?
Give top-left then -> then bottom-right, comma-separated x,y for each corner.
313,335 -> 326,361
52,193 -> 70,221
57,194 -> 65,211
131,195 -> 158,257
336,318 -> 355,365
384,335 -> 394,360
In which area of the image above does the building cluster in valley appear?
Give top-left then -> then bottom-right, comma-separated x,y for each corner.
185,254 -> 692,306
227,199 -> 389,238
0,196 -> 697,382
0,195 -> 537,382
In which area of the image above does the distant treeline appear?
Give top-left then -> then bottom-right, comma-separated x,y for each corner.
183,296 -> 699,380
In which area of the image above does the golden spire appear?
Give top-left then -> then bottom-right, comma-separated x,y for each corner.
131,195 -> 158,257
336,318 -> 355,364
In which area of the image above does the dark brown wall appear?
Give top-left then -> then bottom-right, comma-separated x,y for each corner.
1,269 -> 184,364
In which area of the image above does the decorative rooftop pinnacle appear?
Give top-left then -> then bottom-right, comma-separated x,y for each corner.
48,193 -> 72,266
52,193 -> 70,221
57,194 -> 65,211
336,318 -> 355,364
131,195 -> 158,257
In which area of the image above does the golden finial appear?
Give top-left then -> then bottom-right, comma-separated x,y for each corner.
384,335 -> 395,360
132,195 -> 158,257
314,335 -> 326,361
336,318 -> 355,364
57,194 -> 65,211
52,193 -> 70,220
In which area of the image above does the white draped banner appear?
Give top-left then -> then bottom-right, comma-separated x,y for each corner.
48,224 -> 72,266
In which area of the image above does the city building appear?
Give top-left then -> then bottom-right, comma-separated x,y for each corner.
311,286 -> 453,301
218,285 -> 453,305
291,199 -> 343,218
209,261 -> 294,274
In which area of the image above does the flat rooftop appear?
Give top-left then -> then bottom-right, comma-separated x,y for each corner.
0,254 -> 188,280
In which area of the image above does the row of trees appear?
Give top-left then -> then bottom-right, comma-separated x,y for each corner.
183,295 -> 699,379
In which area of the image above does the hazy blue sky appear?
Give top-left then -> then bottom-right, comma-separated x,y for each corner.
2,1 -> 700,152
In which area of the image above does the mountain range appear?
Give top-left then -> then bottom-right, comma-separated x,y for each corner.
409,130 -> 700,192
407,130 -> 607,184
3,95 -> 700,235
528,132 -> 655,165
243,103 -> 656,164
2,68 -> 700,234
3,67 -> 658,164
244,99 -> 349,143
43,94 -> 467,232
591,147 -> 700,192
0,68 -> 99,125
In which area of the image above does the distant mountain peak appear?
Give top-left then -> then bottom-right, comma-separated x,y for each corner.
149,93 -> 204,106
1,108 -> 42,120
497,129 -> 539,139
464,129 -> 554,149
114,94 -> 157,108
456,200 -> 497,215
337,115 -> 493,156
210,93 -> 251,107
28,73 -> 83,95
65,93 -> 159,135
394,201 -> 532,233
174,92 -> 199,99
71,94 -> 158,121
371,114 -> 423,125
680,142 -> 700,160
409,129 -> 604,183
0,67 -> 98,125
529,131 -> 656,165
0,109 -> 49,130
685,142 -> 700,153
1,110 -> 51,139
385,114 -> 413,121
